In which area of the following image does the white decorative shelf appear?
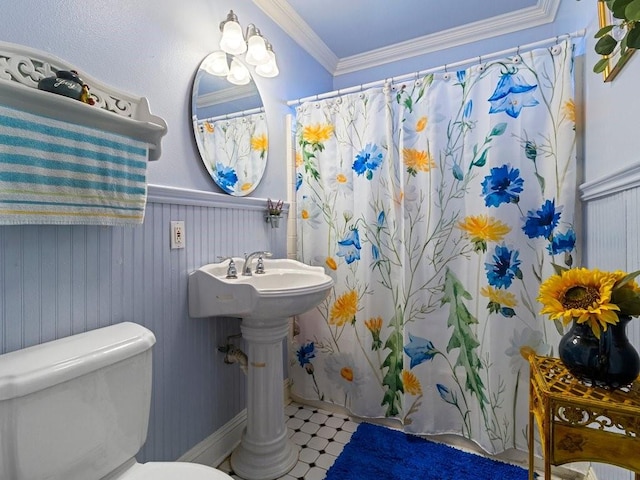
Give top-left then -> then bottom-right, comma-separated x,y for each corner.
0,41 -> 167,160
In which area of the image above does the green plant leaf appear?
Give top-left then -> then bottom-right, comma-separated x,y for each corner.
441,268 -> 487,407
595,25 -> 615,38
627,22 -> 640,47
593,57 -> 610,73
490,122 -> 507,136
595,34 -> 618,55
626,0 -> 640,20
380,324 -> 404,416
611,0 -> 634,18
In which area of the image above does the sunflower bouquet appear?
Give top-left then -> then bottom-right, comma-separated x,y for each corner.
537,267 -> 640,338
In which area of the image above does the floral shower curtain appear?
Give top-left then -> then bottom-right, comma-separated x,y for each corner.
291,41 -> 577,454
194,112 -> 268,194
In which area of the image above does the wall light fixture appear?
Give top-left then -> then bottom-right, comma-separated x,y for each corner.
210,10 -> 279,82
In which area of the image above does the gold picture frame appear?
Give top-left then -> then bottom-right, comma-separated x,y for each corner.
598,1 -> 635,82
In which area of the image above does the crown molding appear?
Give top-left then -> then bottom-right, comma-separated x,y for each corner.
252,0 -> 338,73
196,83 -> 258,109
253,0 -> 560,76
336,0 -> 561,75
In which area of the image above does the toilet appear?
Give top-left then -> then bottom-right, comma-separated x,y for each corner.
0,322 -> 233,480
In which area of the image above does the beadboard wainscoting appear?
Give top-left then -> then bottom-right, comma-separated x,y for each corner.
0,185 -> 288,463
581,164 -> 640,480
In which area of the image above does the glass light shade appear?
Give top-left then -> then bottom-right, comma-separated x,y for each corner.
255,51 -> 279,78
245,35 -> 269,66
220,21 -> 247,55
203,51 -> 229,76
227,58 -> 251,85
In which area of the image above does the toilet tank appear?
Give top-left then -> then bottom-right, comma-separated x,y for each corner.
0,322 -> 156,480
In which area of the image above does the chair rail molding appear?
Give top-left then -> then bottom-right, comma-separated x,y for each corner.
580,163 -> 640,202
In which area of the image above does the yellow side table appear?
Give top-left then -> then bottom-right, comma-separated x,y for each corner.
528,355 -> 640,480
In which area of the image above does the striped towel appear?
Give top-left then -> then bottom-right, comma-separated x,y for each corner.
0,104 -> 149,225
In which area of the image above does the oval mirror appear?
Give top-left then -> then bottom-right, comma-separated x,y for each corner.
191,52 -> 267,196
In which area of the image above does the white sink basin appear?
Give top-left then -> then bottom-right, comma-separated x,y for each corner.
188,258 -> 333,320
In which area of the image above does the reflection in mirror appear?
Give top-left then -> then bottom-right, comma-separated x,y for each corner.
191,52 -> 267,196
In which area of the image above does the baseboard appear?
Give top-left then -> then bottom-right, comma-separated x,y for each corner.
178,379 -> 291,468
177,409 -> 246,468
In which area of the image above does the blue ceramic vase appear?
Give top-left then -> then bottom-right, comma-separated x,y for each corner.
559,315 -> 640,388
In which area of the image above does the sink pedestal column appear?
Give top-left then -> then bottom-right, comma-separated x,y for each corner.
230,317 -> 298,480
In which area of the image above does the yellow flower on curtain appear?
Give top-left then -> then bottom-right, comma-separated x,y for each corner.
402,148 -> 436,176
563,99 -> 576,124
481,286 -> 517,308
295,151 -> 303,167
458,214 -> 511,252
415,116 -> 428,132
402,370 -> 422,395
302,123 -> 334,144
325,257 -> 338,270
365,317 -> 383,350
204,120 -> 214,133
330,290 -> 358,326
240,182 -> 253,192
251,134 -> 268,157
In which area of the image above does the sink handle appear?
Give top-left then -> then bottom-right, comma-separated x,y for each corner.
255,255 -> 266,274
217,256 -> 238,279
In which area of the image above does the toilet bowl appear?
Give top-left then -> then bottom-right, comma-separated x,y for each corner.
0,322 -> 233,480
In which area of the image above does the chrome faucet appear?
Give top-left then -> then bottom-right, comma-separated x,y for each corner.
243,251 -> 272,276
217,256 -> 238,279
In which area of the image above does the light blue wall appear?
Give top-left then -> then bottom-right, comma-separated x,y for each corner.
2,1 -> 639,476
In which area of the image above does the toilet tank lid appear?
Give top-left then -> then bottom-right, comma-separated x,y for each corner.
0,322 -> 156,401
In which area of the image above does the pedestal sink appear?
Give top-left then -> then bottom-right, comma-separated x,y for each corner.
188,258 -> 333,480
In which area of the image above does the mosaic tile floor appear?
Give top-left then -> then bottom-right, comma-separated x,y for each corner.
218,401 -> 576,480
218,401 -> 359,480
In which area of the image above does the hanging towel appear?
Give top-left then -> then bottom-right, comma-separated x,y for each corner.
0,104 -> 149,225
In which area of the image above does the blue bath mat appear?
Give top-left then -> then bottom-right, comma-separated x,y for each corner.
325,422 -> 529,480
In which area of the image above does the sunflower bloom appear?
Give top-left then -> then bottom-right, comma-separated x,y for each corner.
563,99 -> 576,123
251,134 -> 268,152
537,268 -> 621,338
481,286 -> 517,308
303,123 -> 334,144
459,215 -> 511,242
330,290 -> 358,326
415,116 -> 428,132
403,148 -> 436,174
402,370 -> 422,395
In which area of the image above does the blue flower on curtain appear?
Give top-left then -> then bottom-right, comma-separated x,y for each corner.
436,384 -> 457,405
296,172 -> 303,191
481,164 -> 524,207
547,229 -> 576,255
353,143 -> 384,179
488,71 -> 539,118
404,334 -> 437,368
522,199 -> 562,239
296,342 -> 316,367
337,227 -> 361,264
213,163 -> 238,193
485,244 -> 522,289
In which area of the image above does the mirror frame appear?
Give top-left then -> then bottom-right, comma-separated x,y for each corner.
191,53 -> 267,196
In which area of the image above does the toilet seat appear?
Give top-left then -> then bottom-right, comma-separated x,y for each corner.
119,462 -> 233,480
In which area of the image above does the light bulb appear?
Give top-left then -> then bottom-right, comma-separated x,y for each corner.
245,33 -> 269,66
227,58 -> 251,85
220,21 -> 246,55
255,50 -> 279,78
203,51 -> 229,76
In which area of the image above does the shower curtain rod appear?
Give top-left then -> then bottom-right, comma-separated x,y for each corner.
202,106 -> 265,123
286,29 -> 586,107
